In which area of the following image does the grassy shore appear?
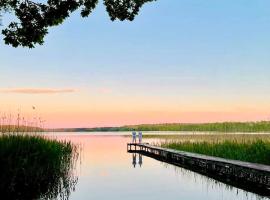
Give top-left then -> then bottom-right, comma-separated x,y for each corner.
122,121 -> 270,132
161,139 -> 270,165
144,133 -> 270,141
52,121 -> 270,132
0,134 -> 78,200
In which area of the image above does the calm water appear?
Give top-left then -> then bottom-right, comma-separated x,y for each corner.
48,133 -> 268,200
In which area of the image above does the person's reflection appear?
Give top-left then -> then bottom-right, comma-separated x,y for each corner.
132,153 -> 136,168
131,153 -> 143,168
138,154 -> 143,167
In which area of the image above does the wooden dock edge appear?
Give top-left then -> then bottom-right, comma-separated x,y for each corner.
127,143 -> 270,197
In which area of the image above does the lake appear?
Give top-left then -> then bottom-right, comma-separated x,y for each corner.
48,132 -> 268,200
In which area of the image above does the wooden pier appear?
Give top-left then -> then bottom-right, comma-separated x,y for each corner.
127,143 -> 270,196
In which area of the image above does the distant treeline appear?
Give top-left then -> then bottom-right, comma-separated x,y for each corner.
52,121 -> 270,133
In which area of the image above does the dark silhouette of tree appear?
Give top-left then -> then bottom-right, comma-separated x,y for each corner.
0,0 -> 156,48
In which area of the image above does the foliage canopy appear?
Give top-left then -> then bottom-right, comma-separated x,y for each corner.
0,0 -> 156,48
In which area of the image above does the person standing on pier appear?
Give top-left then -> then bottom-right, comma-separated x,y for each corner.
138,131 -> 143,143
132,131 -> 137,143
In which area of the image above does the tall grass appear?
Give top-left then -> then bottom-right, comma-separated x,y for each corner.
145,133 -> 270,142
0,134 -> 78,200
123,121 -> 270,132
161,139 -> 270,165
0,110 -> 45,133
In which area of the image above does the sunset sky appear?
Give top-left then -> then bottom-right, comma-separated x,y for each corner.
1,0 -> 270,128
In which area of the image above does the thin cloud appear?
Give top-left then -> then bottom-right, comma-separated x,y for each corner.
0,88 -> 76,94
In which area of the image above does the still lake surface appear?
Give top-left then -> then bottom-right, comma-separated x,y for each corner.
48,132 -> 268,200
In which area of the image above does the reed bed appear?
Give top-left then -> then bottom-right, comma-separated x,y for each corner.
0,134 -> 78,200
146,133 -> 270,143
160,136 -> 270,165
0,109 -> 45,133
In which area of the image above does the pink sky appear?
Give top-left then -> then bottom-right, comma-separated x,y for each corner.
0,87 -> 269,128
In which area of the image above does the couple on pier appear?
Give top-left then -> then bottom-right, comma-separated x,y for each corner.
132,131 -> 143,143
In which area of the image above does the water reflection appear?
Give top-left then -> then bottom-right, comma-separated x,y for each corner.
139,154 -> 143,167
131,153 -> 143,168
132,153 -> 136,168
162,163 -> 268,200
44,134 -> 268,200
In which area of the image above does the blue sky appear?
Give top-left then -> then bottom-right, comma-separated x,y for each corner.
1,0 -> 270,127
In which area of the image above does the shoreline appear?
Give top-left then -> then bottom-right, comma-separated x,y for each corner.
41,131 -> 270,136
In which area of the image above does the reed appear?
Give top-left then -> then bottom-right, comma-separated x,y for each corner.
161,139 -> 270,165
123,121 -> 270,132
0,109 -> 45,133
145,133 -> 270,142
0,134 -> 78,200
